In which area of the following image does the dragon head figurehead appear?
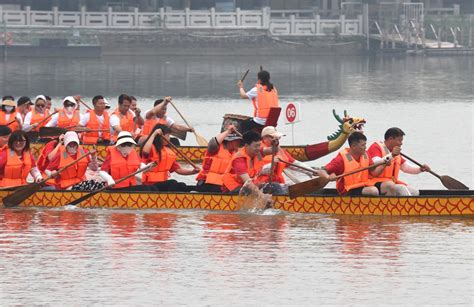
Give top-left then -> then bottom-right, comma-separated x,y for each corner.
327,110 -> 366,141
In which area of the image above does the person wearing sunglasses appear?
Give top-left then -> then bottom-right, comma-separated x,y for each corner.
23,95 -> 49,132
45,96 -> 82,128
99,131 -> 142,189
0,130 -> 43,187
44,131 -> 98,190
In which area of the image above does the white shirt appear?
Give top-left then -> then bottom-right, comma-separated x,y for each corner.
246,86 -> 266,125
110,109 -> 136,132
144,109 -> 175,127
79,112 -> 106,138
23,111 -> 46,131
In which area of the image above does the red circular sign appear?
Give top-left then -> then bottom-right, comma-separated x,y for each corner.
286,103 -> 297,123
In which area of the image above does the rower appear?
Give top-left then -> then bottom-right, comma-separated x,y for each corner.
0,99 -> 21,131
23,95 -> 49,132
45,131 -> 98,190
0,125 -> 12,149
140,124 -> 200,191
196,124 -> 242,193
0,130 -> 43,187
318,132 -> 390,196
110,94 -> 137,142
45,96 -> 81,128
130,95 -> 144,137
139,97 -> 194,144
367,127 -> 431,196
16,96 -> 34,128
237,70 -> 279,134
99,131 -> 141,189
79,95 -> 111,145
221,131 -> 265,193
45,95 -> 52,114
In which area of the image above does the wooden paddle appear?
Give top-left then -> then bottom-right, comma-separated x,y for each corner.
240,69 -> 250,82
168,100 -> 208,146
401,153 -> 469,190
67,162 -> 158,207
288,160 -> 386,199
163,135 -> 199,169
6,118 -> 19,127
23,111 -> 58,132
278,159 -> 318,176
2,150 -> 94,208
79,99 -> 93,111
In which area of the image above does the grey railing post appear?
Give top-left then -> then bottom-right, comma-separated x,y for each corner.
236,7 -> 241,27
80,6 -> 86,26
25,6 -> 31,26
107,7 -> 112,27
134,7 -> 139,28
52,6 -> 58,26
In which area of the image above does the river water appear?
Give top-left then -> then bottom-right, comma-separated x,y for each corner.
0,55 -> 473,305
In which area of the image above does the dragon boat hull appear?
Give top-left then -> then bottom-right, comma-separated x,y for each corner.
1,189 -> 472,216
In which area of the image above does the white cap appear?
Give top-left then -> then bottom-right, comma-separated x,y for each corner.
261,126 -> 285,138
35,95 -> 47,102
64,131 -> 80,147
104,98 -> 111,109
62,96 -> 77,106
115,131 -> 137,147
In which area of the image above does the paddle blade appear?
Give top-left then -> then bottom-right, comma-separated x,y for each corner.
440,175 -> 469,190
288,177 -> 329,199
2,182 -> 43,208
40,126 -> 67,137
194,132 -> 208,147
236,180 -> 272,210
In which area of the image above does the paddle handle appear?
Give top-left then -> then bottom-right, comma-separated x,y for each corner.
169,101 -> 192,129
25,111 -> 58,132
79,99 -> 93,111
335,160 -> 386,180
278,159 -> 318,175
164,136 -> 199,169
6,118 -> 18,126
268,145 -> 277,187
400,153 -> 440,179
240,69 -> 249,82
110,162 -> 158,189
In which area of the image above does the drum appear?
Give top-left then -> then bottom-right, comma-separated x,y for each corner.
221,113 -> 251,133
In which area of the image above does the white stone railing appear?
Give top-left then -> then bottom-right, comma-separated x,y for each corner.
0,6 -> 363,36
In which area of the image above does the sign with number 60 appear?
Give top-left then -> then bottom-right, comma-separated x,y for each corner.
285,102 -> 300,124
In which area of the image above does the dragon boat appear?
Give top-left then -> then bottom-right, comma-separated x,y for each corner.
29,110 -> 365,163
0,189 -> 472,216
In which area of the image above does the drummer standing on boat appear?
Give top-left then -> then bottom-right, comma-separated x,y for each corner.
367,127 -> 430,196
237,70 -> 279,134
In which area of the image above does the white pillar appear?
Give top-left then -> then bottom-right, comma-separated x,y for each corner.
315,14 -> 320,35
236,7 -> 241,27
340,14 -> 345,34
52,6 -> 58,26
159,7 -> 164,28
210,7 -> 215,28
134,7 -> 139,27
185,7 -> 190,28
108,7 -> 112,27
25,6 -> 31,26
290,14 -> 296,34
0,5 -> 4,24
80,6 -> 86,26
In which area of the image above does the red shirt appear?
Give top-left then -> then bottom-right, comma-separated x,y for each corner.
367,142 -> 406,164
324,152 -> 374,195
46,149 -> 90,171
0,150 -> 36,177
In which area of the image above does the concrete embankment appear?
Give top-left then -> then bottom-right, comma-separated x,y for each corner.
6,28 -> 365,57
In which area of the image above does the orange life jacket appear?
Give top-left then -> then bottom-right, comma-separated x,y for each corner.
112,109 -> 134,141
142,146 -> 176,184
55,146 -> 89,189
222,147 -> 261,191
368,142 -> 404,185
252,84 -> 279,119
254,147 -> 289,185
108,146 -> 141,188
338,148 -> 371,194
57,109 -> 80,128
204,144 -> 234,186
0,111 -> 19,131
0,149 -> 32,186
30,109 -> 48,131
141,117 -> 167,138
82,110 -> 111,144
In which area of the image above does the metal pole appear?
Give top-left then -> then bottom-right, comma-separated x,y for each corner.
291,123 -> 295,146
364,4 -> 369,51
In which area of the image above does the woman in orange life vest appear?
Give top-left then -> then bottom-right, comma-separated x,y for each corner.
23,95 -> 49,132
237,70 -> 279,134
221,130 -> 268,193
45,131 -> 98,190
196,123 -> 242,193
140,124 -> 200,192
0,130 -> 43,187
318,132 -> 391,196
0,125 -> 12,149
79,95 -> 111,145
0,99 -> 21,131
98,131 -> 142,190
367,127 -> 431,196
138,97 -> 194,145
45,96 -> 81,128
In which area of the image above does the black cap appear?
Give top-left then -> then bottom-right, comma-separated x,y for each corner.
0,125 -> 12,136
17,96 -> 32,107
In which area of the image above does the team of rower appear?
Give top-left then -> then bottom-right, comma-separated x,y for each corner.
0,70 -> 430,196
